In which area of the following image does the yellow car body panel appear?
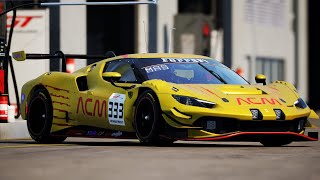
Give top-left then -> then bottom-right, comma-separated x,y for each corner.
20,53 -> 318,142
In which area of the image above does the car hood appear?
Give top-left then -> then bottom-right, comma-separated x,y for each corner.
170,83 -> 299,108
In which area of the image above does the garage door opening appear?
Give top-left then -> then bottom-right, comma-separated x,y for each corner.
87,0 -> 135,65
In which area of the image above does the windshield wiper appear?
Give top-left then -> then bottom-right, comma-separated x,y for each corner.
198,63 -> 227,84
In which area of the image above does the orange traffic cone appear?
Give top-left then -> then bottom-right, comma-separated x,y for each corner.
66,58 -> 75,73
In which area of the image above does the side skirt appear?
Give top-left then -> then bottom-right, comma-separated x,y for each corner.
51,125 -> 137,139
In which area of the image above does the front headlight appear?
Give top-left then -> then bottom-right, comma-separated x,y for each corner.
172,95 -> 215,108
294,98 -> 308,109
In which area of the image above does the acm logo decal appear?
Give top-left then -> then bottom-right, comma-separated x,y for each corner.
76,97 -> 107,117
76,94 -> 125,126
236,98 -> 282,105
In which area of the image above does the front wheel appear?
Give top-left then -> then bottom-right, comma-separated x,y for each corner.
134,90 -> 174,146
27,89 -> 66,143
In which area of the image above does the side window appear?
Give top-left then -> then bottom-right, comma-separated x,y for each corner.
103,61 -> 138,83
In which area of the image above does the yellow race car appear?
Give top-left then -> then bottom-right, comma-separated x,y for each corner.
13,51 -> 319,146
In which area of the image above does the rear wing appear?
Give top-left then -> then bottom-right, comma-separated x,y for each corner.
12,50 -> 116,72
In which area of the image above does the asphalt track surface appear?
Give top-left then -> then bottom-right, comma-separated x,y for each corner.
1,121 -> 320,180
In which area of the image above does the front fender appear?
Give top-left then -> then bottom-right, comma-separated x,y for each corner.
309,110 -> 319,119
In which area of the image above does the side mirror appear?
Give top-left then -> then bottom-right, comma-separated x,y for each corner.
12,51 -> 26,61
255,74 -> 266,85
102,72 -> 121,82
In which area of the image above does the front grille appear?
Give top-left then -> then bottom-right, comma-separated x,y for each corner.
193,117 -> 238,134
193,117 -> 306,134
239,120 -> 300,132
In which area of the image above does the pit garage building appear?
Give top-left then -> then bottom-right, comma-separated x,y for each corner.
1,0 -> 319,110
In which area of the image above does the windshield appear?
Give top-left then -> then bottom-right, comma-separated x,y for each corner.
134,58 -> 249,84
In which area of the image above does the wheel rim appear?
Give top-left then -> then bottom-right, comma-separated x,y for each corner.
136,97 -> 155,138
28,96 -> 48,135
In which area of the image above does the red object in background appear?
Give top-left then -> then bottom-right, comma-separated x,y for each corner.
236,67 -> 243,76
0,70 -> 4,94
66,58 -> 75,73
202,22 -> 210,37
6,15 -> 42,29
0,2 -> 3,13
0,95 -> 8,122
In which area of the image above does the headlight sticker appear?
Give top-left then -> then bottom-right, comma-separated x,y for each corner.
294,98 -> 307,109
172,95 -> 215,108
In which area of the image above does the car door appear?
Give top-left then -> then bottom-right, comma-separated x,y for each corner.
84,59 -> 142,131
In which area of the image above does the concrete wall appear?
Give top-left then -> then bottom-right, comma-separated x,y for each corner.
157,0 -> 177,53
136,0 -> 177,53
136,0 -> 149,53
232,0 -> 294,83
60,0 -> 87,71
231,0 -> 308,100
296,0 -> 308,101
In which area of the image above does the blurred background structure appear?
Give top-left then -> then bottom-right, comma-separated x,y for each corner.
1,0 -> 319,110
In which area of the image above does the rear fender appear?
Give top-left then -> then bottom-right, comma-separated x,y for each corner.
20,79 -> 45,119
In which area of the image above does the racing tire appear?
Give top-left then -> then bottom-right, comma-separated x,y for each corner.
260,139 -> 293,147
27,89 -> 67,144
134,90 -> 175,146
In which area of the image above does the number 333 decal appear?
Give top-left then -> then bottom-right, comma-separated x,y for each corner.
108,93 -> 126,126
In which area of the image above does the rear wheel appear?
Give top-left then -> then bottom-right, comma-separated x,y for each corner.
27,89 -> 66,143
134,90 -> 174,146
